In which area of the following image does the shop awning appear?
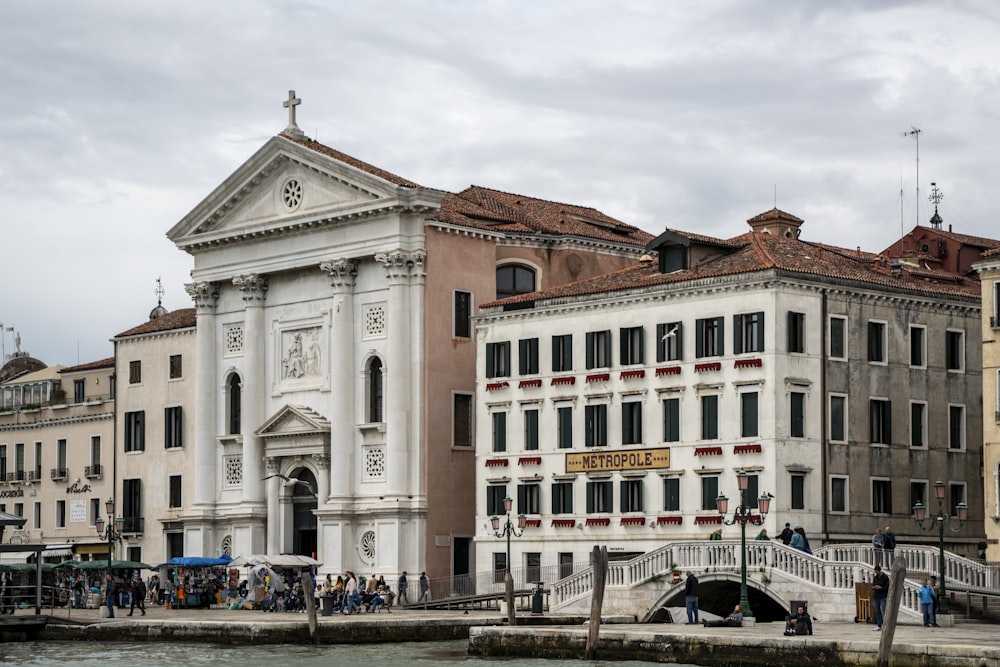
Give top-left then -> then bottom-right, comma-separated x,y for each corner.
0,551 -> 33,564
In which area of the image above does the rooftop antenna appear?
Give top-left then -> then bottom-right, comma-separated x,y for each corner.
155,277 -> 165,306
928,182 -> 944,230
901,126 -> 921,228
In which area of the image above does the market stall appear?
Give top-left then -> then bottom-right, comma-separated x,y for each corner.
151,555 -> 232,609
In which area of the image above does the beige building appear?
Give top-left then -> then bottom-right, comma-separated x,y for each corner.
0,352 -> 115,562
975,249 -> 1000,560
112,307 -> 197,565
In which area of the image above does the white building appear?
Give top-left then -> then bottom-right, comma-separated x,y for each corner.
475,209 -> 985,582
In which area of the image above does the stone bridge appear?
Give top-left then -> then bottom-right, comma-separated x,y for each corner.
551,540 -> 1000,624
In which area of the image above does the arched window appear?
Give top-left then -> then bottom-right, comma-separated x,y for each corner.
496,264 -> 536,300
368,357 -> 383,423
228,374 -> 242,435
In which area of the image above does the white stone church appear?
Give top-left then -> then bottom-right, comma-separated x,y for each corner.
165,93 -> 651,581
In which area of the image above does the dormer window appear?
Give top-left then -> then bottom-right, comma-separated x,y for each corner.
659,246 -> 686,273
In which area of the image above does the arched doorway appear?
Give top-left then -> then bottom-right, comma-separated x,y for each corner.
287,469 -> 318,558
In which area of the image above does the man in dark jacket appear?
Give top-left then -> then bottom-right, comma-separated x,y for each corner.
684,572 -> 699,624
784,604 -> 813,635
779,523 -> 793,545
129,577 -> 147,616
871,565 -> 889,630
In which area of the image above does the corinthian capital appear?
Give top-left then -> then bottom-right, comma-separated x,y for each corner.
233,274 -> 269,305
319,258 -> 358,291
375,249 -> 426,282
185,282 -> 220,311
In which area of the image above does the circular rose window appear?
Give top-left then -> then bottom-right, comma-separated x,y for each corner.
360,530 -> 376,564
281,178 -> 302,211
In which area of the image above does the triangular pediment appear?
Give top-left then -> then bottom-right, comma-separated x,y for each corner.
168,135 -> 435,249
256,404 -> 331,438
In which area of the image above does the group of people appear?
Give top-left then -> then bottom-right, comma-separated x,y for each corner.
102,573 -> 148,618
309,570 -> 429,615
778,523 -> 812,554
872,526 -> 897,565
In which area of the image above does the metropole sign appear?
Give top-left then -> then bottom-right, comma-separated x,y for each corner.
565,447 -> 670,473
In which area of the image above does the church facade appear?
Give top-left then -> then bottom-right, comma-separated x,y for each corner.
165,98 -> 651,580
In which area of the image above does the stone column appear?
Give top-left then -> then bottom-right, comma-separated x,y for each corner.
408,252 -> 426,495
312,453 -> 330,556
265,457 -> 281,554
375,250 -> 420,498
185,281 -> 220,512
233,273 -> 268,506
319,259 -> 357,504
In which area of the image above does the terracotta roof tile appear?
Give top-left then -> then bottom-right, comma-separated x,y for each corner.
280,135 -> 422,188
115,308 -> 197,339
60,358 -> 115,373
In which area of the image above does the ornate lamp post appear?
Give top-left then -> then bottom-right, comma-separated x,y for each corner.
491,496 -> 526,625
716,470 -> 771,618
94,498 -> 124,567
912,480 -> 968,615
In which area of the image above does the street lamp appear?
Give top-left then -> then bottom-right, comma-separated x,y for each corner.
912,480 -> 968,615
491,496 -> 527,625
716,470 -> 771,618
94,498 -> 124,568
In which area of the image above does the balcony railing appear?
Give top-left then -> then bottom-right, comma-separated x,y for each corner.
84,464 -> 103,478
122,517 -> 144,534
50,468 -> 68,480
27,470 -> 41,482
7,471 -> 25,482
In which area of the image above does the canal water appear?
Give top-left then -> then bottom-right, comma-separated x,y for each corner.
1,639 -> 696,666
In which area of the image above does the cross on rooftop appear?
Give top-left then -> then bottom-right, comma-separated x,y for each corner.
282,90 -> 304,138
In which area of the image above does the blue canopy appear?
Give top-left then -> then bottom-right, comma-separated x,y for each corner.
151,554 -> 232,570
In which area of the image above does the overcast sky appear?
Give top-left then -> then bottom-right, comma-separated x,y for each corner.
2,0 -> 998,367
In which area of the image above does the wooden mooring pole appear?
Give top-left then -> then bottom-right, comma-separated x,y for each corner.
876,557 -> 907,667
584,545 -> 608,660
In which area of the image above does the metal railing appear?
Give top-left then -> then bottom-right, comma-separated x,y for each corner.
84,464 -> 103,478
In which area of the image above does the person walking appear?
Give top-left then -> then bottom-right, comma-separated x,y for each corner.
883,526 -> 896,564
397,571 -> 409,606
105,574 -> 118,618
684,571 -> 699,624
129,577 -> 146,616
418,571 -> 429,603
871,565 -> 889,630
779,522 -> 793,545
872,528 -> 885,567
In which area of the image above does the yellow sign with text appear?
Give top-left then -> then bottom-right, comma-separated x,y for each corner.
565,447 -> 670,473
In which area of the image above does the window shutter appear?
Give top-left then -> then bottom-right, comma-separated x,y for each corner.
517,485 -> 526,514
637,327 -> 645,364
675,323 -> 683,359
551,487 -> 559,514
757,312 -> 765,352
716,317 -> 725,354
586,484 -> 594,513
619,328 -> 628,366
620,480 -> 628,512
585,332 -> 595,369
733,314 -> 743,354
551,336 -> 560,372
656,323 -> 666,362
695,319 -> 704,358
885,402 -> 892,443
518,339 -> 528,375
486,344 -> 495,379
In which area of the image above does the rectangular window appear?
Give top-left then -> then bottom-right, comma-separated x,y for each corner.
517,483 -> 540,515
486,485 -> 507,516
55,500 -> 66,528
740,392 -> 758,438
0,445 -> 6,480
830,476 -> 847,513
586,480 -> 613,513
869,399 -> 892,445
13,503 -> 23,518
791,473 -> 806,510
910,481 -> 927,513
34,441 -> 42,479
15,443 -> 24,475
745,474 -> 760,509
662,398 -> 680,442
90,498 -> 101,526
453,393 -> 473,447
492,553 -> 506,583
949,483 -> 966,516
829,315 -> 847,359
33,502 -> 41,530
585,330 -> 612,369
701,395 -> 719,440
169,475 -> 182,508
622,401 -> 642,445
551,334 -> 573,372
585,404 -> 607,447
733,311 -> 764,354
620,479 -> 644,513
868,321 -> 886,363
946,330 -> 964,371
122,478 -> 142,533
656,322 -> 682,362
619,326 -> 644,365
551,482 -> 573,514
525,552 -> 542,584
453,290 -> 472,338
910,326 -> 926,367
91,436 -> 101,466
910,402 -> 926,448
523,409 -> 539,451
872,479 -> 892,514
829,394 -> 847,442
559,553 -> 574,579
491,412 -> 507,453
124,411 -> 145,452
995,281 -> 1000,327
56,439 -> 67,473
518,338 -> 539,375
663,477 -> 680,512
485,341 -> 511,378
73,379 -> 86,403
788,311 -> 805,353
164,406 -> 183,449
701,476 -> 719,511
949,405 -> 965,450
557,406 -> 573,449
129,360 -> 142,384
695,317 -> 724,358
170,354 -> 184,380
790,391 -> 805,438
